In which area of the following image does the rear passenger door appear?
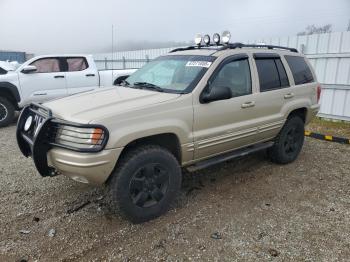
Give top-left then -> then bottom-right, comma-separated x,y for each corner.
64,57 -> 99,95
252,53 -> 292,139
284,55 -> 317,106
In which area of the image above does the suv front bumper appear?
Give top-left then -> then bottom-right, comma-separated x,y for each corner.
17,103 -> 120,184
47,147 -> 121,184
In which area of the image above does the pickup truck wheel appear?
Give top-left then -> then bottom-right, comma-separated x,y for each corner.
268,116 -> 305,164
109,145 -> 182,223
0,97 -> 15,128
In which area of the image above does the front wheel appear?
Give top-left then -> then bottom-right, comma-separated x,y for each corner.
268,116 -> 305,164
109,145 -> 182,223
0,97 -> 15,128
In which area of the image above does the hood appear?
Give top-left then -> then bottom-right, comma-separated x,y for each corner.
44,86 -> 181,123
0,61 -> 17,72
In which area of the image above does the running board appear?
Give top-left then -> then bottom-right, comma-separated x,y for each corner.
186,141 -> 274,172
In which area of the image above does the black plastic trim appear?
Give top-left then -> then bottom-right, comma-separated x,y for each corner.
0,81 -> 21,102
253,53 -> 280,59
187,141 -> 274,172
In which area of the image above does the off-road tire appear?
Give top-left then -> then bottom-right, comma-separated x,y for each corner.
0,97 -> 15,128
268,116 -> 305,164
109,145 -> 182,223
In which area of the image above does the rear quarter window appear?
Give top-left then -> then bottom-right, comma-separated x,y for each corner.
285,55 -> 314,85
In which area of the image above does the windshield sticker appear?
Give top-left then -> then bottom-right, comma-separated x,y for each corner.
186,61 -> 212,68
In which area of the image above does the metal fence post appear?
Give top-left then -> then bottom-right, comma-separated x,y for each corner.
104,57 -> 107,70
122,56 -> 126,69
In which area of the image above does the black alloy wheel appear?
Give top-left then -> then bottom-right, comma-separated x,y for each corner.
129,163 -> 170,208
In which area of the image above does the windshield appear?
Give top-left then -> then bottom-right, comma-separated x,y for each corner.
125,55 -> 216,93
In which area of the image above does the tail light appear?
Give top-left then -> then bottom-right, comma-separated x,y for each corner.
317,85 -> 321,103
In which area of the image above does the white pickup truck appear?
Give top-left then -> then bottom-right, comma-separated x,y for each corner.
0,54 -> 136,127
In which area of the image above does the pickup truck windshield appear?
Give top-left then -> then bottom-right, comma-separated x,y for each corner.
125,55 -> 216,93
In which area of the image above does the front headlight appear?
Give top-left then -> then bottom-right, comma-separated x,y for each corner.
52,123 -> 108,152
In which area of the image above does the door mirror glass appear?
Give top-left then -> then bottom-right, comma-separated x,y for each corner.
21,65 -> 37,74
201,85 -> 232,103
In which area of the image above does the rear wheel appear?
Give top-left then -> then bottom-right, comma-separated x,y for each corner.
268,116 -> 305,164
0,97 -> 15,128
109,145 -> 182,223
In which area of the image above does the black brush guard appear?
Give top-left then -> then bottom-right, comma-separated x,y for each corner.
16,103 -> 109,177
16,103 -> 57,177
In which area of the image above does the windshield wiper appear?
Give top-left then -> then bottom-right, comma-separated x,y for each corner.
133,82 -> 164,92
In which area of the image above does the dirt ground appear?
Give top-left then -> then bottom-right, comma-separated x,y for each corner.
0,120 -> 349,261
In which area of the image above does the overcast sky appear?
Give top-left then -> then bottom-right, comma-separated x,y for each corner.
0,0 -> 349,54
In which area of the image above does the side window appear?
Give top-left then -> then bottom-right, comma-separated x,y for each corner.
210,58 -> 252,97
285,55 -> 314,85
66,57 -> 88,72
255,58 -> 289,92
275,59 -> 289,87
30,58 -> 60,73
0,67 -> 7,75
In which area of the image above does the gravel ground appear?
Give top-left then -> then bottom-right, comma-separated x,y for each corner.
0,122 -> 349,262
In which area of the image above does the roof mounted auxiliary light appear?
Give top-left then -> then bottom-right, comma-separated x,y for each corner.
222,31 -> 231,44
194,33 -> 202,46
170,30 -> 298,53
203,34 -> 211,46
213,33 -> 221,45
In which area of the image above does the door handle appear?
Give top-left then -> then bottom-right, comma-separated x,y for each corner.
241,101 -> 255,108
86,74 -> 95,77
54,75 -> 65,78
284,93 -> 294,99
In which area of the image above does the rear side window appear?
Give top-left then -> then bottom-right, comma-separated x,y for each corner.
66,57 -> 88,72
285,56 -> 314,85
255,58 -> 289,92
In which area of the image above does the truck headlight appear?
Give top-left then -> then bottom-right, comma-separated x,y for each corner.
52,123 -> 108,152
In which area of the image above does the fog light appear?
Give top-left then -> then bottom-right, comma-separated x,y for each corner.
71,175 -> 89,184
24,116 -> 33,131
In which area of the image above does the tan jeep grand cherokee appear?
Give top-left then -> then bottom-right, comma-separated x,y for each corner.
17,33 -> 320,223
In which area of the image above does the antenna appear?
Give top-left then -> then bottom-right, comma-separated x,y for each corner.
111,24 -> 114,84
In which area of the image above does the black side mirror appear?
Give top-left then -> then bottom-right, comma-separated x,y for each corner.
200,85 -> 232,103
114,75 -> 129,85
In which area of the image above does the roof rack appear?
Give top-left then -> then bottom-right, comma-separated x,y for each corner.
170,42 -> 298,53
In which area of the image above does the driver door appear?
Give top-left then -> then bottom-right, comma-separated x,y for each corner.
193,54 -> 261,160
19,57 -> 67,105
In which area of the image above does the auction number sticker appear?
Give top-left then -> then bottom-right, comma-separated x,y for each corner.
186,61 -> 212,68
